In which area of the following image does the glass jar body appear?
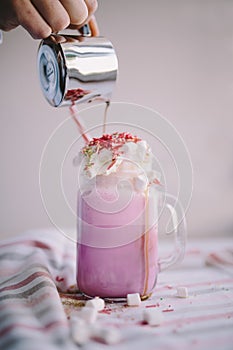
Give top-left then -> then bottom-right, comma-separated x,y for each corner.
76,172 -> 159,298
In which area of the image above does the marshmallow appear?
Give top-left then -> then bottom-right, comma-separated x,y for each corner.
176,286 -> 189,298
70,317 -> 90,345
91,326 -> 121,345
85,297 -> 105,311
69,314 -> 85,326
127,293 -> 141,306
143,308 -> 164,326
77,307 -> 98,324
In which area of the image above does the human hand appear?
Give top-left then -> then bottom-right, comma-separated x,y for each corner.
0,0 -> 99,39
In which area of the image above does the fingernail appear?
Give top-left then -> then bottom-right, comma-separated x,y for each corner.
80,24 -> 91,36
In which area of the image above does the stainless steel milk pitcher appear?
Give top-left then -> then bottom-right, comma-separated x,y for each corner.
37,31 -> 118,107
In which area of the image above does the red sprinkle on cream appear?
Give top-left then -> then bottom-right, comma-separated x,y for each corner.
82,132 -> 141,160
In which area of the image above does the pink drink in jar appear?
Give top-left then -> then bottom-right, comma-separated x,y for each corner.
76,133 -> 185,299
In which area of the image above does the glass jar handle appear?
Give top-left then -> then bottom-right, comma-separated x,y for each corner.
158,193 -> 187,272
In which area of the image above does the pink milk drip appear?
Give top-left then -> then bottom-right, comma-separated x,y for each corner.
76,175 -> 159,298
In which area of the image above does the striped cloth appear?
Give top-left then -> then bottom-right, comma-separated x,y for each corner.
0,230 -> 233,350
0,229 -> 77,350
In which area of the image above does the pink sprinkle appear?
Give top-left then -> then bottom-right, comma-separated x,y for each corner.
153,178 -> 161,185
85,132 -> 141,151
56,276 -> 64,282
107,159 -> 117,170
165,285 -> 173,289
99,309 -> 112,315
163,309 -> 174,313
145,304 -> 158,308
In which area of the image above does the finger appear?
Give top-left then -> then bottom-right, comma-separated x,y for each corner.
31,0 -> 70,33
84,0 -> 98,18
16,0 -> 52,39
68,17 -> 99,37
0,0 -> 18,32
60,0 -> 88,25
88,15 -> 99,36
74,0 -> 98,30
50,34 -> 66,44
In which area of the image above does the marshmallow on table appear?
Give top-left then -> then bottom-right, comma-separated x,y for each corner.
176,286 -> 189,298
76,307 -> 98,324
127,293 -> 141,306
70,317 -> 91,345
85,297 -> 105,311
143,308 -> 164,326
91,326 -> 121,345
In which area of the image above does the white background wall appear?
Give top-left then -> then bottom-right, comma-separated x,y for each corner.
0,0 -> 233,240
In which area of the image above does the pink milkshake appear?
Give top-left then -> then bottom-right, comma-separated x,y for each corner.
76,133 -> 161,298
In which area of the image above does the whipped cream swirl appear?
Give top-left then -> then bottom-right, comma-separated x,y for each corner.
78,133 -> 160,188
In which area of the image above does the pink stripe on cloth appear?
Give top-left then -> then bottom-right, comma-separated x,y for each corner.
0,240 -> 51,250
206,251 -> 233,266
0,271 -> 52,293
